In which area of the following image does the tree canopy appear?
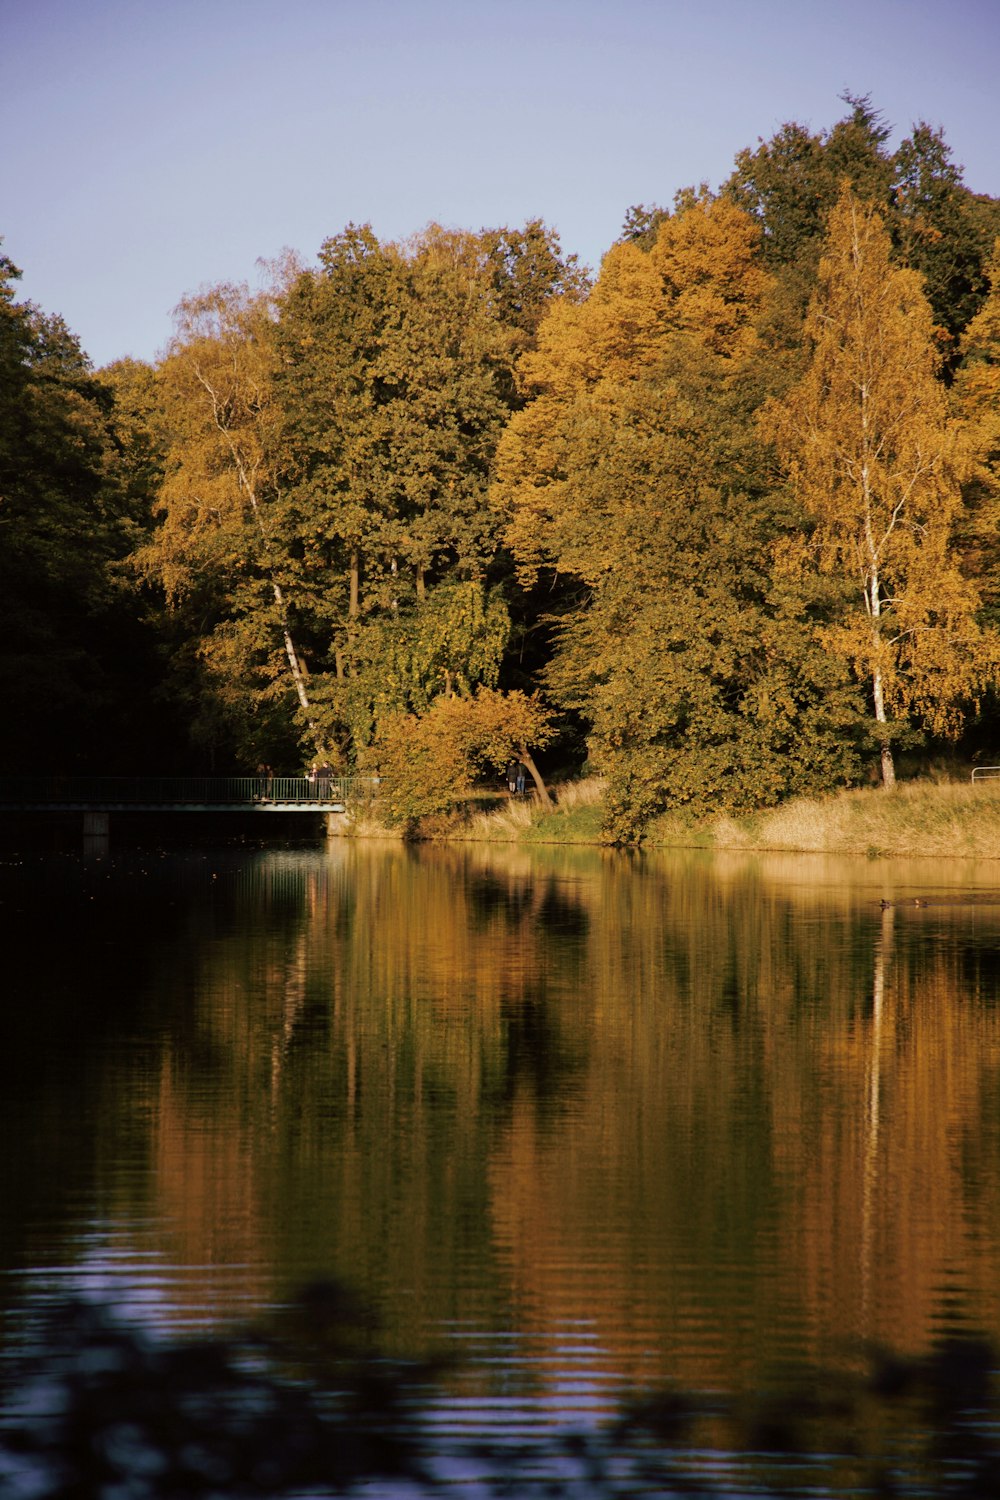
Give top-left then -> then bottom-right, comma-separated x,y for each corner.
3,96 -> 999,833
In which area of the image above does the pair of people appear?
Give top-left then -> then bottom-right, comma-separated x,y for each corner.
505,760 -> 527,796
307,762 -> 334,798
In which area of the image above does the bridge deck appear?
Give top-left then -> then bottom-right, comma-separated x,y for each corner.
0,776 -> 363,813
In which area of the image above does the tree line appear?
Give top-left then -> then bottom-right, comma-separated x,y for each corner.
4,96 -> 1000,838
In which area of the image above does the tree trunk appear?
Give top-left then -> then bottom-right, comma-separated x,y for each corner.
274,585 -> 310,714
205,386 -> 320,746
272,579 -> 321,748
868,558 -> 896,789
519,745 -> 552,807
349,549 -> 360,619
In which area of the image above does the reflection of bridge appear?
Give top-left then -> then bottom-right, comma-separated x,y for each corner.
0,776 -> 361,815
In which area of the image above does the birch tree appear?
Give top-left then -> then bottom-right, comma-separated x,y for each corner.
136,277 -> 322,759
768,190 -> 989,787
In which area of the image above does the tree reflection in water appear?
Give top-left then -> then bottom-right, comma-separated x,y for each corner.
6,844 -> 1000,1488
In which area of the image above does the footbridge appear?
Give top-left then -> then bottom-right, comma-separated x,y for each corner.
0,775 -> 365,816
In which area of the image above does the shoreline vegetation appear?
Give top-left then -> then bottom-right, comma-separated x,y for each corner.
7,99 -> 1000,847
347,776 -> 1000,862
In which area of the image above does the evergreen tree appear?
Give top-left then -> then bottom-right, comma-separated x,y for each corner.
725,95 -> 1000,368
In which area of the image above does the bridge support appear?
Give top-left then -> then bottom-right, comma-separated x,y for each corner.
83,810 -> 110,855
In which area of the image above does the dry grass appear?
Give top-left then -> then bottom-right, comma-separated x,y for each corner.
683,779 -> 1000,860
460,796 -> 538,842
420,778 -> 607,843
551,776 -> 607,810
331,806 -> 402,840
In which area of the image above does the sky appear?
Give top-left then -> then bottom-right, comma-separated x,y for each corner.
3,0 -> 999,369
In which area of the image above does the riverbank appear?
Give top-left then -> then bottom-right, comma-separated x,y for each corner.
394,776 -> 1000,860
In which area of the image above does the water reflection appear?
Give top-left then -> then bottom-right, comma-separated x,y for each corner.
4,841 -> 1000,1416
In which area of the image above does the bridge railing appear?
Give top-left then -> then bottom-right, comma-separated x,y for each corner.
0,775 -> 371,807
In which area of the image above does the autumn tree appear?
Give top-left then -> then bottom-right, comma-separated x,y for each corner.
767,190 -> 991,788
134,274 -> 321,766
366,687 -> 555,829
493,199 -> 862,837
952,238 -> 1000,626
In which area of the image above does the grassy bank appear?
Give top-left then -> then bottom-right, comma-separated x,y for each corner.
655,778 -> 1000,860
412,775 -> 1000,860
455,777 -> 608,845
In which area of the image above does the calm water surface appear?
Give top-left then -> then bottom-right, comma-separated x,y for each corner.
4,836 -> 1000,1438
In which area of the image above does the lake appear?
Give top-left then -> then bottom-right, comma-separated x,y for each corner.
4,835 -> 1000,1486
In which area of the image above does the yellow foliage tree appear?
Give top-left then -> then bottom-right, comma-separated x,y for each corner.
766,189 -> 990,788
952,237 -> 1000,612
134,274 -> 325,758
366,688 -> 555,828
491,196 -> 862,834
493,197 -> 768,585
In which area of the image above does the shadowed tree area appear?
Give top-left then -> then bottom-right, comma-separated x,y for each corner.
0,253 -> 178,773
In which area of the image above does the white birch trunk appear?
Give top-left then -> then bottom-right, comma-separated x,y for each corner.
197,362 -> 321,746
859,375 -> 896,790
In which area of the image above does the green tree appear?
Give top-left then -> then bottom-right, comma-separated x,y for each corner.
478,218 -> 589,351
891,124 -> 1000,353
725,95 -> 1000,368
726,95 -> 893,271
767,191 -> 991,788
274,222 -> 565,760
98,356 -> 167,534
0,251 -> 164,770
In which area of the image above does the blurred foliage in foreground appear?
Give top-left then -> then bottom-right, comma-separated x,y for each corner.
2,1287 -> 1000,1497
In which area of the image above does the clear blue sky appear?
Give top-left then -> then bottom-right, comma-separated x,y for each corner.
3,0 -> 999,368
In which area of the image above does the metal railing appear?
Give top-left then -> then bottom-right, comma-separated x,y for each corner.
971,767 -> 1000,782
0,775 -> 371,808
